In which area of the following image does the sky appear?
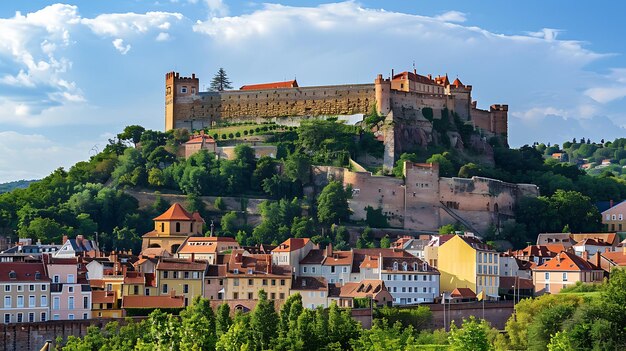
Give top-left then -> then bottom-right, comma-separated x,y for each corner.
1,1 -> 626,183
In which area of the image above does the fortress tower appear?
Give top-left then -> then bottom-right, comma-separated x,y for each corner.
165,72 -> 200,131
374,74 -> 391,116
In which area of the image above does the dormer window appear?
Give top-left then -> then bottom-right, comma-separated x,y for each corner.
233,269 -> 239,274
35,272 -> 41,280
247,269 -> 253,275
413,263 -> 418,271
393,262 -> 398,271
402,262 -> 408,271
8,271 -> 16,279
422,263 -> 428,271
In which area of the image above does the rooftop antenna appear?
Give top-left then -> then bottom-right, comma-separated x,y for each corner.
412,60 -> 416,71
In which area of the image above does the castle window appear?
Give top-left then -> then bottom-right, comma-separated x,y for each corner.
176,222 -> 181,232
192,87 -> 196,94
181,87 -> 187,93
160,223 -> 164,232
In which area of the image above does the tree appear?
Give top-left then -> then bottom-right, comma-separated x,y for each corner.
380,235 -> 391,248
250,290 -> 278,350
365,206 -> 389,228
317,181 -> 351,227
117,125 -> 145,147
426,153 -> 455,177
216,303 -> 232,336
220,211 -> 239,235
179,297 -> 217,351
448,316 -> 491,351
210,68 -> 233,91
214,197 -> 226,211
19,217 -> 65,243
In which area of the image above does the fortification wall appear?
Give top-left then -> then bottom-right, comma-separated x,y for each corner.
171,84 -> 375,130
312,163 -> 537,233
388,90 -> 450,119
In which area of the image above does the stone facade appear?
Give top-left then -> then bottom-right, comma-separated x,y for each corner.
164,70 -> 509,167
313,162 -> 539,234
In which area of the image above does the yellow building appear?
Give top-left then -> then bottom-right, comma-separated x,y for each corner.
89,275 -> 124,318
437,234 -> 499,298
225,250 -> 292,301
156,258 -> 207,307
142,203 -> 205,254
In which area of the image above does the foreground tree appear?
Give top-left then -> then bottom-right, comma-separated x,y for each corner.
317,181 -> 351,227
210,68 -> 233,91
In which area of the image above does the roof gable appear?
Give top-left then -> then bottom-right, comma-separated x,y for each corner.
154,203 -> 194,221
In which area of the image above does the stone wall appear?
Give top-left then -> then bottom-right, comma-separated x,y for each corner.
0,318 -> 144,351
169,84 -> 375,130
312,162 -> 539,233
429,301 -> 514,330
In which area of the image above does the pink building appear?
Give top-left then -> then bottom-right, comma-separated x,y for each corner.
46,257 -> 91,320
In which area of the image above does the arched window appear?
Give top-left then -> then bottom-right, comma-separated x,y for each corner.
402,262 -> 408,271
413,263 -> 418,271
393,262 -> 398,271
176,222 -> 181,232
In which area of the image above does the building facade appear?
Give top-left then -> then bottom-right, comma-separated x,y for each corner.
0,262 -> 50,324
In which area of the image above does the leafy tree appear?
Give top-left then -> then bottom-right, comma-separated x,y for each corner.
317,181 -> 351,227
214,196 -> 226,211
284,153 -> 311,184
380,234 -> 391,248
365,206 -> 389,228
426,152 -> 455,177
220,211 -> 239,236
216,303 -> 232,336
393,153 -> 419,177
210,68 -> 233,91
448,316 -> 491,351
250,290 -> 278,350
179,297 -> 217,351
19,217 -> 65,243
117,125 -> 146,147
216,314 -> 253,351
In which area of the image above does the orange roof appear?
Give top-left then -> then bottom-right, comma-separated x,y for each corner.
601,251 -> 626,266
240,79 -> 298,91
533,251 -> 600,272
92,291 -> 116,304
156,258 -> 207,271
153,203 -> 193,221
451,288 -> 476,299
571,233 -> 617,246
452,78 -> 464,87
272,238 -> 310,253
186,134 -> 215,145
333,280 -> 388,298
359,255 -> 379,269
322,251 -> 353,266
392,71 -> 435,85
122,295 -> 185,309
191,212 -> 206,223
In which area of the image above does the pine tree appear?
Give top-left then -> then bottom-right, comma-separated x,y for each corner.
210,68 -> 233,91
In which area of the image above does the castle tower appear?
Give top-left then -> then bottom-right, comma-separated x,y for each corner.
374,74 -> 391,116
489,104 -> 509,140
165,72 -> 200,131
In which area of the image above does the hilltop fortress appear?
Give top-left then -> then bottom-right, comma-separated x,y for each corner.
165,69 -> 508,168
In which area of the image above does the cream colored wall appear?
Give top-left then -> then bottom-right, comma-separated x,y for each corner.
226,276 -> 291,300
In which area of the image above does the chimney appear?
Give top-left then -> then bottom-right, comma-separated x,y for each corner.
170,289 -> 176,297
596,252 -> 601,269
267,260 -> 272,274
391,69 -> 394,77
413,68 -> 417,75
62,235 -> 68,244
610,199 -> 614,208
190,253 -> 195,262
326,243 -> 333,258
428,74 -> 432,80
192,73 -> 195,79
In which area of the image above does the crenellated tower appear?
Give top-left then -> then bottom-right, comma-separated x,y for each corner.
165,72 -> 199,131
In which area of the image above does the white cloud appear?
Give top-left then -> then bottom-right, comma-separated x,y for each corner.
81,11 -> 183,37
156,32 -> 171,41
112,38 -> 131,54
585,69 -> 626,104
204,0 -> 229,17
434,11 -> 467,23
527,28 -> 562,41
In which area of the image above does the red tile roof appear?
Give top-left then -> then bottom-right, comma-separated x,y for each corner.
451,288 -> 476,299
153,203 -> 194,221
240,80 -> 298,91
331,280 -> 388,298
323,251 -> 353,266
291,277 -> 328,291
533,251 -> 601,272
452,78 -> 464,87
0,262 -> 49,282
156,258 -> 207,271
273,238 -> 310,253
600,251 -> 626,266
122,295 -> 185,309
574,238 -> 613,247
92,290 -> 116,304
186,134 -> 215,145
392,71 -> 435,85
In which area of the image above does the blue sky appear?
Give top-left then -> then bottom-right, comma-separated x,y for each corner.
1,1 -> 626,182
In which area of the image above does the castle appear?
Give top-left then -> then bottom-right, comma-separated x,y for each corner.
165,69 -> 508,168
